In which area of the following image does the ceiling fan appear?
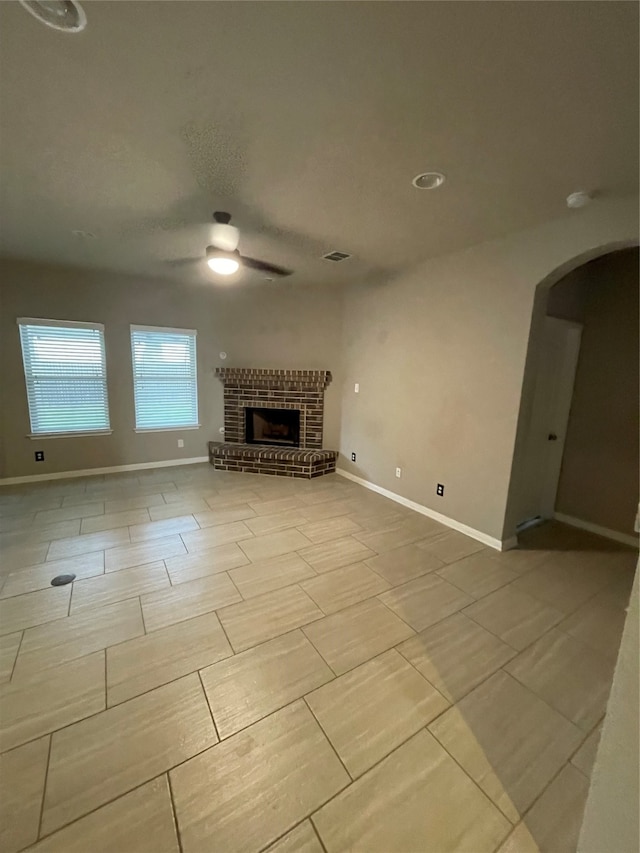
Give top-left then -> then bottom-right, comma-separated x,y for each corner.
206,212 -> 292,277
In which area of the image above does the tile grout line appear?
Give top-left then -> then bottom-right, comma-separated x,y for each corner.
566,714 -> 605,767
35,733 -> 54,841
197,670 -> 221,742
225,570 -> 244,603
307,720 -> 508,845
462,606 -> 538,652
161,558 -> 173,587
374,593 -> 418,634
428,660 -> 594,810
302,695 -> 354,782
33,770 -> 172,846
310,816 -> 330,853
500,751 -> 591,846
166,771 -> 185,853
486,727 -> 595,853
103,648 -> 108,712
137,595 -> 148,634
67,579 -> 74,616
7,629 -> 25,682
388,643 -> 452,706
254,818 -> 322,853
489,819 -> 515,853
425,714 -> 522,827
295,549 -> 321,576
503,651 -> 612,732
462,574 -> 626,662
214,606 -> 237,654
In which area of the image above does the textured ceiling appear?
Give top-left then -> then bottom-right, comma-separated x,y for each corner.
0,1 -> 638,288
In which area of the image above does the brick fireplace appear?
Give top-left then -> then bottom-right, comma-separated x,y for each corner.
209,368 -> 338,478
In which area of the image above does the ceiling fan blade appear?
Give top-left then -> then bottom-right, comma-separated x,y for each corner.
164,257 -> 202,268
240,255 -> 293,277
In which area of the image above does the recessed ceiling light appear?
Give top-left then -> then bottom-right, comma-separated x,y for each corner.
566,191 -> 592,209
19,1 -> 86,32
412,172 -> 446,190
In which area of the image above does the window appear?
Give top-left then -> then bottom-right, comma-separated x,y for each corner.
130,325 -> 199,431
18,318 -> 110,436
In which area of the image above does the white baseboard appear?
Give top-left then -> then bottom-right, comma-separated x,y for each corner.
336,468 -> 514,551
0,456 -> 210,486
554,512 -> 639,549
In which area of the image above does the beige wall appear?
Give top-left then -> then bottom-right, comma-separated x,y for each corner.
578,565 -> 639,853
555,250 -> 639,534
0,259 -> 343,479
339,197 -> 638,542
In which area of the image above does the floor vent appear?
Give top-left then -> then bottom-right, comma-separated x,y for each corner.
516,515 -> 544,533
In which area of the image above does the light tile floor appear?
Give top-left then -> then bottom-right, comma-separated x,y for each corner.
0,465 -> 636,853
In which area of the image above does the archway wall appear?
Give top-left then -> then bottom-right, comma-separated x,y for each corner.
554,249 -> 638,534
502,201 -> 639,541
339,196 -> 638,544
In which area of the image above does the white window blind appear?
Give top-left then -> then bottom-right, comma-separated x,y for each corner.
130,325 -> 199,430
18,318 -> 110,435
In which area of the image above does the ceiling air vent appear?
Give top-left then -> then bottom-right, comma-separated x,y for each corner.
322,251 -> 351,262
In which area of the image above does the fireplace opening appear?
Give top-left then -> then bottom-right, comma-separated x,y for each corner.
245,407 -> 300,447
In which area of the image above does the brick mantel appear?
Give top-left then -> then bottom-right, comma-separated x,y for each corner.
214,368 -> 332,392
215,367 -> 332,450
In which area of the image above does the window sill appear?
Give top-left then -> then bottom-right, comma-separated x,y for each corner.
134,425 -> 201,433
28,430 -> 113,440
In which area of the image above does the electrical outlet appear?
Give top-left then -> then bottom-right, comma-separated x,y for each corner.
436,483 -> 444,496
34,450 -> 44,462
395,467 -> 402,478
351,452 -> 357,462
354,383 -> 360,393
177,439 -> 184,448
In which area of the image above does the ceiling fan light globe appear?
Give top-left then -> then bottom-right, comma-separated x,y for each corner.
207,256 -> 240,275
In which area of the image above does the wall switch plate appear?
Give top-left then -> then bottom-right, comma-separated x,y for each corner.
34,451 -> 44,462
177,439 -> 184,448
436,483 -> 444,496
354,383 -> 360,393
351,452 -> 357,462
395,467 -> 402,478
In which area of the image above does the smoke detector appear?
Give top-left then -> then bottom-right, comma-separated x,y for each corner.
566,191 -> 592,209
322,251 -> 351,262
19,1 -> 87,32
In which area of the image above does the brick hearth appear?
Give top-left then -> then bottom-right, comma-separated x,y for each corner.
207,442 -> 337,479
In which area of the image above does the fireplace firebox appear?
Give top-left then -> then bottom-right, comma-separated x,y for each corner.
245,407 -> 300,447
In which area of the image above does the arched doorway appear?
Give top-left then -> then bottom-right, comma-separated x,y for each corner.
503,243 -> 639,545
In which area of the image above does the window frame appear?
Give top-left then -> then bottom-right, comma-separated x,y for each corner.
17,317 -> 112,439
129,324 -> 200,433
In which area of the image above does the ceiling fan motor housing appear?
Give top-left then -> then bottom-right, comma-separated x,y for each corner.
211,212 -> 240,252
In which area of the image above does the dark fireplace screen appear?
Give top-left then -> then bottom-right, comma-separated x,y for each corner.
245,407 -> 300,447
